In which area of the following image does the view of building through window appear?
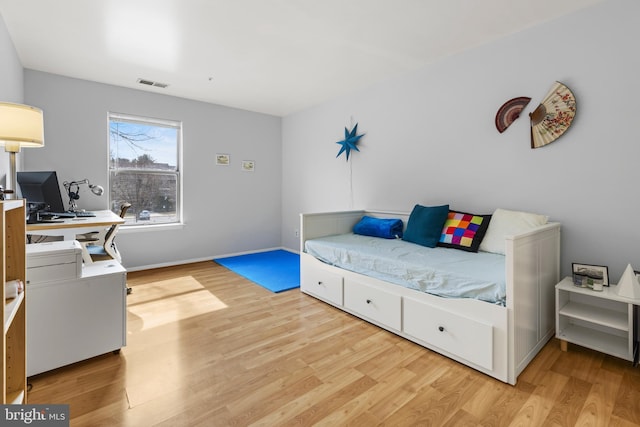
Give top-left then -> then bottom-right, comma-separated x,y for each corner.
108,113 -> 181,225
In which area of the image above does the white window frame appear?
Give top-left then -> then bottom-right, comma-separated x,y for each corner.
108,112 -> 183,228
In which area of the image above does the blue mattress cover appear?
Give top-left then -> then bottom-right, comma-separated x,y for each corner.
305,233 -> 506,305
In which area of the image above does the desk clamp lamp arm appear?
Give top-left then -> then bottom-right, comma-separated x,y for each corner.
63,179 -> 104,212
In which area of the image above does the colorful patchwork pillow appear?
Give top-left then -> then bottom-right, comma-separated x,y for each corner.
438,210 -> 491,253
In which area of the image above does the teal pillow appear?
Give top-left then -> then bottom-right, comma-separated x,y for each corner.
402,204 -> 450,248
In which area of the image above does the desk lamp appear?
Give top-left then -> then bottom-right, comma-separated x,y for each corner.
0,102 -> 45,199
63,179 -> 104,212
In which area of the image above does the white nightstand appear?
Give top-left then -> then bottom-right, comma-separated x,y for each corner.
556,276 -> 639,364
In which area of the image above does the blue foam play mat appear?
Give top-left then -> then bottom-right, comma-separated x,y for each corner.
214,249 -> 300,293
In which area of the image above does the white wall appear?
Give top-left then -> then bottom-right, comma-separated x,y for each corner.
24,71 -> 282,269
0,16 -> 21,101
4,1 -> 640,279
282,0 -> 640,281
0,14 -> 24,187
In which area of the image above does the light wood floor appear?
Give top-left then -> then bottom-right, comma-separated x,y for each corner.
28,261 -> 640,426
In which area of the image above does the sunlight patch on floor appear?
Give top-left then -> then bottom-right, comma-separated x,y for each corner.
127,275 -> 228,331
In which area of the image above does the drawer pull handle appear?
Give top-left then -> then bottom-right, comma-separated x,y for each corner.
438,326 -> 445,332
366,299 -> 372,304
317,281 -> 323,285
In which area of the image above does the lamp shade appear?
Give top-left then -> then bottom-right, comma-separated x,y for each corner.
0,102 -> 45,151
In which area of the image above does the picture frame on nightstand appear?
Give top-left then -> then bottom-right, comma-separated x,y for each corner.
572,263 -> 609,287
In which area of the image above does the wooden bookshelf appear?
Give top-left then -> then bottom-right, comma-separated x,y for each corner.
1,200 -> 27,404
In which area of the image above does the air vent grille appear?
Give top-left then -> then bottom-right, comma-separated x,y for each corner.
137,78 -> 169,88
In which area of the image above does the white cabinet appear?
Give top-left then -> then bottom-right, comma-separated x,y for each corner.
556,276 -> 639,363
26,243 -> 127,376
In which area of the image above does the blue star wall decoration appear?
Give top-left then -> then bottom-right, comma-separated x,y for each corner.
336,123 -> 364,161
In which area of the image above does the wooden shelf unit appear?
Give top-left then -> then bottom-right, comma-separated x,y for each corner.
1,199 -> 27,404
556,276 -> 639,364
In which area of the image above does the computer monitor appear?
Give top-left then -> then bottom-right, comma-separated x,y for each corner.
16,171 -> 66,213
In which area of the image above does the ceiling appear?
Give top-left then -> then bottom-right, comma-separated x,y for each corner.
0,0 -> 603,117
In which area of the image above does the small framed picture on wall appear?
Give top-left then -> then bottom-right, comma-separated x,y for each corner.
216,154 -> 230,165
242,160 -> 255,172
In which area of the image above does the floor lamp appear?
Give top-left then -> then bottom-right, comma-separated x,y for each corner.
0,102 -> 45,199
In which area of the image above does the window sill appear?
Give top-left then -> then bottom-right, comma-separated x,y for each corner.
119,222 -> 184,234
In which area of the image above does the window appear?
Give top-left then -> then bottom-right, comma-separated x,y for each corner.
108,112 -> 181,226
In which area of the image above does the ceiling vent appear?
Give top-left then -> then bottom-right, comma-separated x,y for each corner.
137,78 -> 169,89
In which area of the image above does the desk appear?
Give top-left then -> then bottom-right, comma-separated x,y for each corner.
26,210 -> 124,239
27,210 -> 125,263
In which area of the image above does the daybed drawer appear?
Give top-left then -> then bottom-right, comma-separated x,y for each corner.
301,264 -> 343,305
344,279 -> 401,330
403,296 -> 493,370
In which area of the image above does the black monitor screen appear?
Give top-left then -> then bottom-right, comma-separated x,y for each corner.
16,171 -> 66,213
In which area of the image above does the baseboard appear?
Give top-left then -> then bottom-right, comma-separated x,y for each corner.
125,246 -> 299,272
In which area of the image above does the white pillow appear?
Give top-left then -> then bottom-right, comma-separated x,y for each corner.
479,208 -> 549,255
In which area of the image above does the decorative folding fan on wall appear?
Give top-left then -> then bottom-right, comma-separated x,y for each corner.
529,81 -> 576,149
495,97 -> 531,133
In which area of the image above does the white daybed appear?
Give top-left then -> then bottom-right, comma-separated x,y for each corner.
299,209 -> 561,385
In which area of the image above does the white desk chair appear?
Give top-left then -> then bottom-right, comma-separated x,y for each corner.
78,203 -> 131,264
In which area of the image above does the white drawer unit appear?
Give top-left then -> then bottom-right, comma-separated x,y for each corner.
26,261 -> 127,376
403,296 -> 494,370
301,262 -> 343,306
556,276 -> 639,363
344,279 -> 402,331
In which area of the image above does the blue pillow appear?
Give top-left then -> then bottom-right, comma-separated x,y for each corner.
402,204 -> 450,248
353,216 -> 403,239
